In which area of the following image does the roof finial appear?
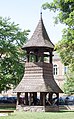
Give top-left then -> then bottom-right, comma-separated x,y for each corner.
40,7 -> 42,19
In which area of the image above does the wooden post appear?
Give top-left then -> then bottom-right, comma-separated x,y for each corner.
17,92 -> 20,105
41,53 -> 44,62
29,93 -> 31,106
25,92 -> 28,105
50,52 -> 52,64
27,51 -> 30,62
29,92 -> 34,106
48,93 -> 53,105
43,93 -> 46,106
33,92 -> 37,105
35,55 -> 38,62
56,93 -> 59,106
35,51 -> 38,62
40,92 -> 43,105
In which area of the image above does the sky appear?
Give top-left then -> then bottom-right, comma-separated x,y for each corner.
0,0 -> 65,44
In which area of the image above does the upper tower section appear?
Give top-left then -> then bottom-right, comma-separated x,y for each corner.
22,13 -> 54,63
22,13 -> 54,52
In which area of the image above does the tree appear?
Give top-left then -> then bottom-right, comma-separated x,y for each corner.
42,0 -> 74,94
64,70 -> 74,95
0,17 -> 29,92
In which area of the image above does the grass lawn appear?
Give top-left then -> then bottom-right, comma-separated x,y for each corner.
0,111 -> 74,119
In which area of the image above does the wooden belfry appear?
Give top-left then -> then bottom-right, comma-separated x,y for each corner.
14,13 -> 63,112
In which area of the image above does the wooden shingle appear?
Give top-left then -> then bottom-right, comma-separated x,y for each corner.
22,16 -> 54,49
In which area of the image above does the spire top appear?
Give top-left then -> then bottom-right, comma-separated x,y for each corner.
40,7 -> 42,19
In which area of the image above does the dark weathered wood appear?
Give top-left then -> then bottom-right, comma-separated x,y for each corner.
48,93 -> 53,104
40,92 -> 43,106
0,110 -> 14,113
14,62 -> 63,93
33,92 -> 37,105
43,93 -> 46,106
22,16 -> 54,50
56,93 -> 59,106
17,92 -> 20,105
14,14 -> 63,111
50,52 -> 52,64
25,92 -> 28,105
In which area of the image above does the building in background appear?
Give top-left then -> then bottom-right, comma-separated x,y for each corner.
53,51 -> 68,90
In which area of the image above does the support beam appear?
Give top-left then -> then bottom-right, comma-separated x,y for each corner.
43,93 -> 46,106
35,55 -> 38,62
33,92 -> 37,105
50,52 -> 52,64
17,92 -> 21,105
48,93 -> 53,105
29,93 -> 32,106
25,92 -> 28,105
56,93 -> 59,106
27,51 -> 30,62
40,92 -> 43,106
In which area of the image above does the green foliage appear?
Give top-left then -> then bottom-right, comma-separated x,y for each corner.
55,38 -> 74,71
0,17 -> 29,92
42,0 -> 74,25
64,71 -> 74,95
42,0 -> 74,94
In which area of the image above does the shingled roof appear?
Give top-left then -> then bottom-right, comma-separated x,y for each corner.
14,62 -> 63,93
22,14 -> 54,49
14,15 -> 63,93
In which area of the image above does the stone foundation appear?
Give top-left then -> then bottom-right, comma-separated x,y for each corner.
16,105 -> 59,112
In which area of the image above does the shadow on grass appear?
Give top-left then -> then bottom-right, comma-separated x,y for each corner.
50,110 -> 74,113
59,110 -> 74,113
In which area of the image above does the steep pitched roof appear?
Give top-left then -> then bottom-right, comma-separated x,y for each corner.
22,15 -> 54,49
14,62 -> 63,93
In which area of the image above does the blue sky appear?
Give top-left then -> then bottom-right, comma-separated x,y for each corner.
0,0 -> 65,44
